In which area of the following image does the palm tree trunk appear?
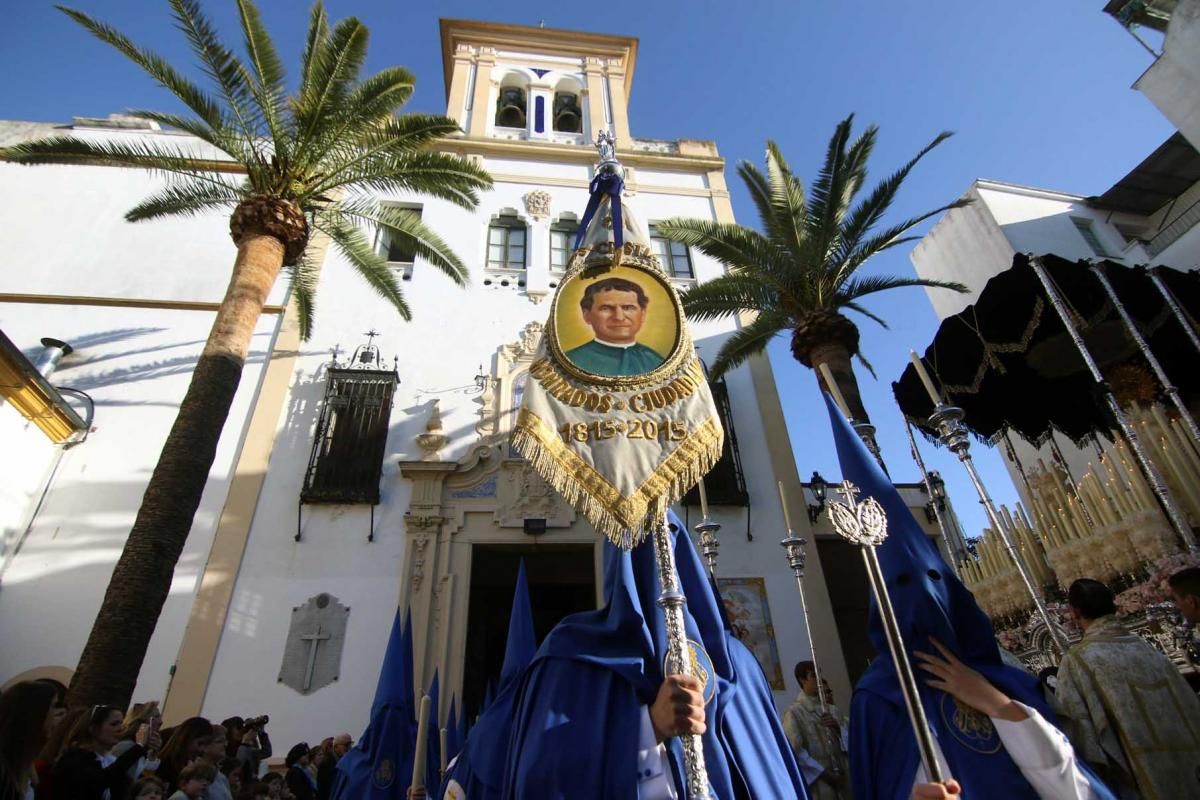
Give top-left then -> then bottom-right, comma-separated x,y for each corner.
68,232 -> 285,707
808,342 -> 870,423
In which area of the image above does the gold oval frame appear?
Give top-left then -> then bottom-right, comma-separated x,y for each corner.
547,250 -> 691,390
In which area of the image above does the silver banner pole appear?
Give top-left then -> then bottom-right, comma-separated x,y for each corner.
1090,262 -> 1200,444
1029,256 -> 1196,550
828,480 -> 945,784
653,512 -> 710,798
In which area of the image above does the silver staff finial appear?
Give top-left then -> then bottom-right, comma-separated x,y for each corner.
594,129 -> 622,179
828,478 -> 946,786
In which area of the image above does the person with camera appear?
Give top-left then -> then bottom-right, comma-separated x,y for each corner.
232,716 -> 271,780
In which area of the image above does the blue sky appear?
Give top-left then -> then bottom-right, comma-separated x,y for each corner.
1,1 -> 1175,539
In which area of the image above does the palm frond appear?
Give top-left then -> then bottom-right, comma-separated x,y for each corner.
298,2 -> 329,93
314,150 -> 492,209
335,199 -> 469,285
298,67 -> 417,169
841,300 -> 889,329
124,177 -> 243,221
838,274 -> 966,302
840,198 -> 971,277
764,141 -> 808,259
736,160 -> 776,235
5,136 -> 234,187
652,218 -> 777,275
708,312 -> 789,380
283,254 -> 320,339
56,5 -> 223,129
123,109 -> 239,158
167,0 -> 257,148
317,215 -> 412,321
681,272 -> 784,323
831,131 -> 956,275
235,0 -> 288,156
294,15 -> 368,144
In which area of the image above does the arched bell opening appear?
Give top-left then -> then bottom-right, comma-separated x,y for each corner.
552,78 -> 583,133
495,74 -> 529,130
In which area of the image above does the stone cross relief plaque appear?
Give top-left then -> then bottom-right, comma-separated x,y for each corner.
278,593 -> 349,695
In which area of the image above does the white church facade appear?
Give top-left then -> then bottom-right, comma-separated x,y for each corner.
0,20 -> 952,751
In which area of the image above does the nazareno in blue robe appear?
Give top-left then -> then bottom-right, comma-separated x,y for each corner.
502,512 -> 806,800
824,394 -> 1114,800
439,561 -> 537,800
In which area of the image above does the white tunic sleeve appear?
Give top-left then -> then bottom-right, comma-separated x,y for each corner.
637,706 -> 679,800
912,702 -> 1096,800
793,747 -> 826,786
991,702 -> 1095,800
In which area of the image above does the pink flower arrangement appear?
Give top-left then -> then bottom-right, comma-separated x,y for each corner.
1114,552 -> 1200,616
996,628 -> 1026,651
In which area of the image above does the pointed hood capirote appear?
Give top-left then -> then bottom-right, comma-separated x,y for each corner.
825,394 -> 1113,800
501,513 -> 807,799
331,609 -> 417,800
439,559 -> 538,800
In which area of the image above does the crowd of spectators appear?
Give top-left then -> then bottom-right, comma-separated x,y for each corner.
0,692 -> 355,800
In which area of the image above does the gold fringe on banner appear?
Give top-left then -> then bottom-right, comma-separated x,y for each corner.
512,408 -> 724,548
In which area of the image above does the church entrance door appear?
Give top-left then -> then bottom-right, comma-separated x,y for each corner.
462,543 -> 596,721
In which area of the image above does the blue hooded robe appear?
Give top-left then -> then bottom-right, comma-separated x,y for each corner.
332,609 -> 418,799
503,513 -> 806,799
825,395 -> 1113,800
440,560 -> 537,800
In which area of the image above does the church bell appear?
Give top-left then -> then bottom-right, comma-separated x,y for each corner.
496,87 -> 527,129
552,92 -> 581,133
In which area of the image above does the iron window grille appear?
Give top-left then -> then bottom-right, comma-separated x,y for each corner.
682,376 -> 749,508
301,357 -> 398,507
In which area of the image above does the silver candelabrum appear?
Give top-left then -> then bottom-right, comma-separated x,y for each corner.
779,529 -> 842,779
694,515 -> 721,576
927,402 -> 1069,658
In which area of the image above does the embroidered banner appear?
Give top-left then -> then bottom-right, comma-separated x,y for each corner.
512,196 -> 723,548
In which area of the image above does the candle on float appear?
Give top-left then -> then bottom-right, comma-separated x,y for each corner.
909,350 -> 943,406
440,728 -> 448,776
777,481 -> 794,532
816,362 -> 852,419
411,694 -> 431,790
698,477 -> 710,520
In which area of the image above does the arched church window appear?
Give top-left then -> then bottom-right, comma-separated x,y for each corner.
549,213 -> 579,273
487,212 -> 527,272
495,76 -> 528,130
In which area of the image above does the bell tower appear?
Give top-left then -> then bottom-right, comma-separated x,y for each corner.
439,19 -> 638,147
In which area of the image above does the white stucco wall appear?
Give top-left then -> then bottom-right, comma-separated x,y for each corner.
0,405 -> 64,582
0,126 -> 278,700
1134,0 -> 1200,151
911,180 -> 1153,320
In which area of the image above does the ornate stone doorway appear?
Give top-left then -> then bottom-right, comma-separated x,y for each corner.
397,321 -> 605,710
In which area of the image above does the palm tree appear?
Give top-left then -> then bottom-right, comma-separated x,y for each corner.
6,0 -> 492,706
656,116 -> 965,421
